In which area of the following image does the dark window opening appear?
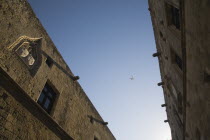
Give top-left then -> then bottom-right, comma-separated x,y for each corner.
204,71 -> 210,82
94,137 -> 99,140
37,83 -> 57,114
166,3 -> 181,30
171,6 -> 180,29
171,49 -> 183,71
175,54 -> 183,70
46,57 -> 53,68
160,31 -> 163,38
160,20 -> 164,25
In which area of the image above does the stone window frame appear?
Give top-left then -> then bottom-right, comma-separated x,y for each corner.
166,3 -> 180,29
171,49 -> 183,70
46,56 -> 53,68
164,1 -> 181,37
170,47 -> 183,76
37,81 -> 60,115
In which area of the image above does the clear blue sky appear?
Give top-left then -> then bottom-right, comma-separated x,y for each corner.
28,0 -> 171,139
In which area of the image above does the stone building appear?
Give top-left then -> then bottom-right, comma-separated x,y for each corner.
149,0 -> 210,140
0,0 -> 115,140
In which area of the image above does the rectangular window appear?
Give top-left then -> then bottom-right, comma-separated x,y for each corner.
46,56 -> 53,68
37,83 -> 57,114
171,49 -> 183,70
166,3 -> 181,30
175,54 -> 183,70
171,6 -> 180,29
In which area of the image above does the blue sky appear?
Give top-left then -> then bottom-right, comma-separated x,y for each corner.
28,0 -> 171,139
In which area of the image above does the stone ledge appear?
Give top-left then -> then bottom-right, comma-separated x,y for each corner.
0,67 -> 74,140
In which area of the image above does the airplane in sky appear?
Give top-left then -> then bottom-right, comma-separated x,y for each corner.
130,75 -> 134,80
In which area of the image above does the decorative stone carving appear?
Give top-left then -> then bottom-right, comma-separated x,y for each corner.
8,36 -> 42,76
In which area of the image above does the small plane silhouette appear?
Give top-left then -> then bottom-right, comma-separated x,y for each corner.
130,75 -> 134,80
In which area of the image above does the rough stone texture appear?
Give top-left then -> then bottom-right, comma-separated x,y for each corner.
0,86 -> 60,140
185,0 -> 210,140
148,0 -> 184,139
0,0 -> 115,140
149,0 -> 210,140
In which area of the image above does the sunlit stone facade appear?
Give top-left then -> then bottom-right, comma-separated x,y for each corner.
0,1 -> 115,140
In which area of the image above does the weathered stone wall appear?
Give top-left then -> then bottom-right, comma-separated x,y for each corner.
149,0 -> 210,140
149,0 -> 184,139
0,0 -> 115,140
0,86 -> 60,140
185,0 -> 210,140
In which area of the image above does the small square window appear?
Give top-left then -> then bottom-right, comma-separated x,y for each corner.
37,83 -> 57,114
166,3 -> 181,30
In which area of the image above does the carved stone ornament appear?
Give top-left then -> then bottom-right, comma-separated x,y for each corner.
8,36 -> 42,76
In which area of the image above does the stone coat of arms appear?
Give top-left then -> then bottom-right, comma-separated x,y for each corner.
8,36 -> 42,76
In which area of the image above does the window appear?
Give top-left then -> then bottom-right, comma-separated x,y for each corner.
159,31 -> 163,38
171,6 -> 180,29
204,71 -> 210,82
94,137 -> 99,140
46,56 -> 53,68
37,83 -> 57,114
171,49 -> 183,70
175,54 -> 183,70
166,3 -> 180,30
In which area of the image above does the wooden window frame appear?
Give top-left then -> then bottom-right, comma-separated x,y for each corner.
37,83 -> 57,114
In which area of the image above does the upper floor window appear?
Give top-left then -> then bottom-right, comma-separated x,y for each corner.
175,53 -> 182,70
46,56 -> 53,68
37,83 -> 57,114
159,31 -> 163,38
171,49 -> 183,70
204,70 -> 210,83
166,3 -> 180,30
